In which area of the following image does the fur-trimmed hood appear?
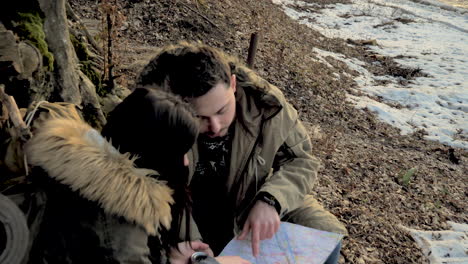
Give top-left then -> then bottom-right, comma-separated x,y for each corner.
25,117 -> 173,236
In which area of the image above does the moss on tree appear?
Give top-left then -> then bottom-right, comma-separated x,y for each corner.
13,12 -> 54,71
70,33 -> 104,95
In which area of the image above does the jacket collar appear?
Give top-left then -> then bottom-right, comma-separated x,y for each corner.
233,64 -> 283,135
25,117 -> 174,236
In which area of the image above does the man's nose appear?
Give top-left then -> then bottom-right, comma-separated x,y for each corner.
209,117 -> 221,134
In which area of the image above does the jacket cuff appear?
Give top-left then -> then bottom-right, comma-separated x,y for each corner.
256,192 -> 281,214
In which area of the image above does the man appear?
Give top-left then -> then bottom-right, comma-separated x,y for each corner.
137,42 -> 347,262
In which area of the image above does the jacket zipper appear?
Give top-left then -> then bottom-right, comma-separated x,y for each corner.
236,106 -> 282,200
234,106 -> 282,227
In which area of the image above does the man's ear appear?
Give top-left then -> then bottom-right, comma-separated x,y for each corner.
230,74 -> 236,93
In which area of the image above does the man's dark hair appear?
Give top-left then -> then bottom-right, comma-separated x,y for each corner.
137,42 -> 231,98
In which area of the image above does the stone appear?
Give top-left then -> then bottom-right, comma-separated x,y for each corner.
0,30 -> 23,77
100,93 -> 122,115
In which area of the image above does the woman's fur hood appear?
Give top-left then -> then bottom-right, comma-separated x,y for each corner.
25,117 -> 173,236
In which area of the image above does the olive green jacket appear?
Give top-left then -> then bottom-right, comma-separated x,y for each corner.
187,62 -> 321,238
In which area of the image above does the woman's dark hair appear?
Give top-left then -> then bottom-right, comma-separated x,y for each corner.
101,87 -> 199,249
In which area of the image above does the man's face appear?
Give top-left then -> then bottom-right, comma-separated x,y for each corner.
191,75 -> 237,138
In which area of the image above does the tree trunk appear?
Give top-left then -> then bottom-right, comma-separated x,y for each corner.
38,0 -> 105,127
0,0 -> 106,129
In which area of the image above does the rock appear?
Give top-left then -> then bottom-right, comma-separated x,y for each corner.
0,30 -> 23,77
346,38 -> 378,46
100,93 -> 122,115
113,85 -> 131,99
99,85 -> 131,115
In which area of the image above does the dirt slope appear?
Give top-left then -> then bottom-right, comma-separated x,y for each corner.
69,0 -> 467,263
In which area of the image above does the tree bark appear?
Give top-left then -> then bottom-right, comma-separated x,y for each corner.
38,0 -> 82,104
38,0 -> 105,127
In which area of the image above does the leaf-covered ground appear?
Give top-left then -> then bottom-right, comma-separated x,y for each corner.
70,0 -> 467,263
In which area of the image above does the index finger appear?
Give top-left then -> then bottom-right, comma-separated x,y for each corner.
190,240 -> 210,251
251,225 -> 260,257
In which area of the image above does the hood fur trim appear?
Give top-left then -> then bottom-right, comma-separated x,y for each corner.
25,118 -> 173,236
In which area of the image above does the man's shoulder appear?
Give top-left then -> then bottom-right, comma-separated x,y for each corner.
235,68 -> 287,108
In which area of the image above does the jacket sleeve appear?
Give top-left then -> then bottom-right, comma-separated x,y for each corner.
258,117 -> 320,216
179,211 -> 203,242
30,177 -> 154,264
101,215 -> 153,264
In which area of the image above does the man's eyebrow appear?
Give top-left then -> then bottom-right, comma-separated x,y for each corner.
216,103 -> 228,114
197,103 -> 229,119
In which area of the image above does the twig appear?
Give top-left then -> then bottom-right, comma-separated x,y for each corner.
180,3 -> 220,30
0,85 -> 32,141
66,1 -> 103,55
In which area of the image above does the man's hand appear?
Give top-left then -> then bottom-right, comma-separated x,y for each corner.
237,200 -> 280,257
169,240 -> 213,264
215,256 -> 252,264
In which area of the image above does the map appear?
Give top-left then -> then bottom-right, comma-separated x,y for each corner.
219,222 -> 343,264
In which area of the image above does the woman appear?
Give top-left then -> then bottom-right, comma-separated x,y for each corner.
102,88 -> 249,264
26,88 -> 248,263
102,88 -> 199,256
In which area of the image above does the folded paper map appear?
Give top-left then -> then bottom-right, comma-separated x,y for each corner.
219,222 -> 343,264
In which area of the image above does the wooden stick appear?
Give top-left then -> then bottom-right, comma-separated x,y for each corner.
247,32 -> 260,68
0,85 -> 31,140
